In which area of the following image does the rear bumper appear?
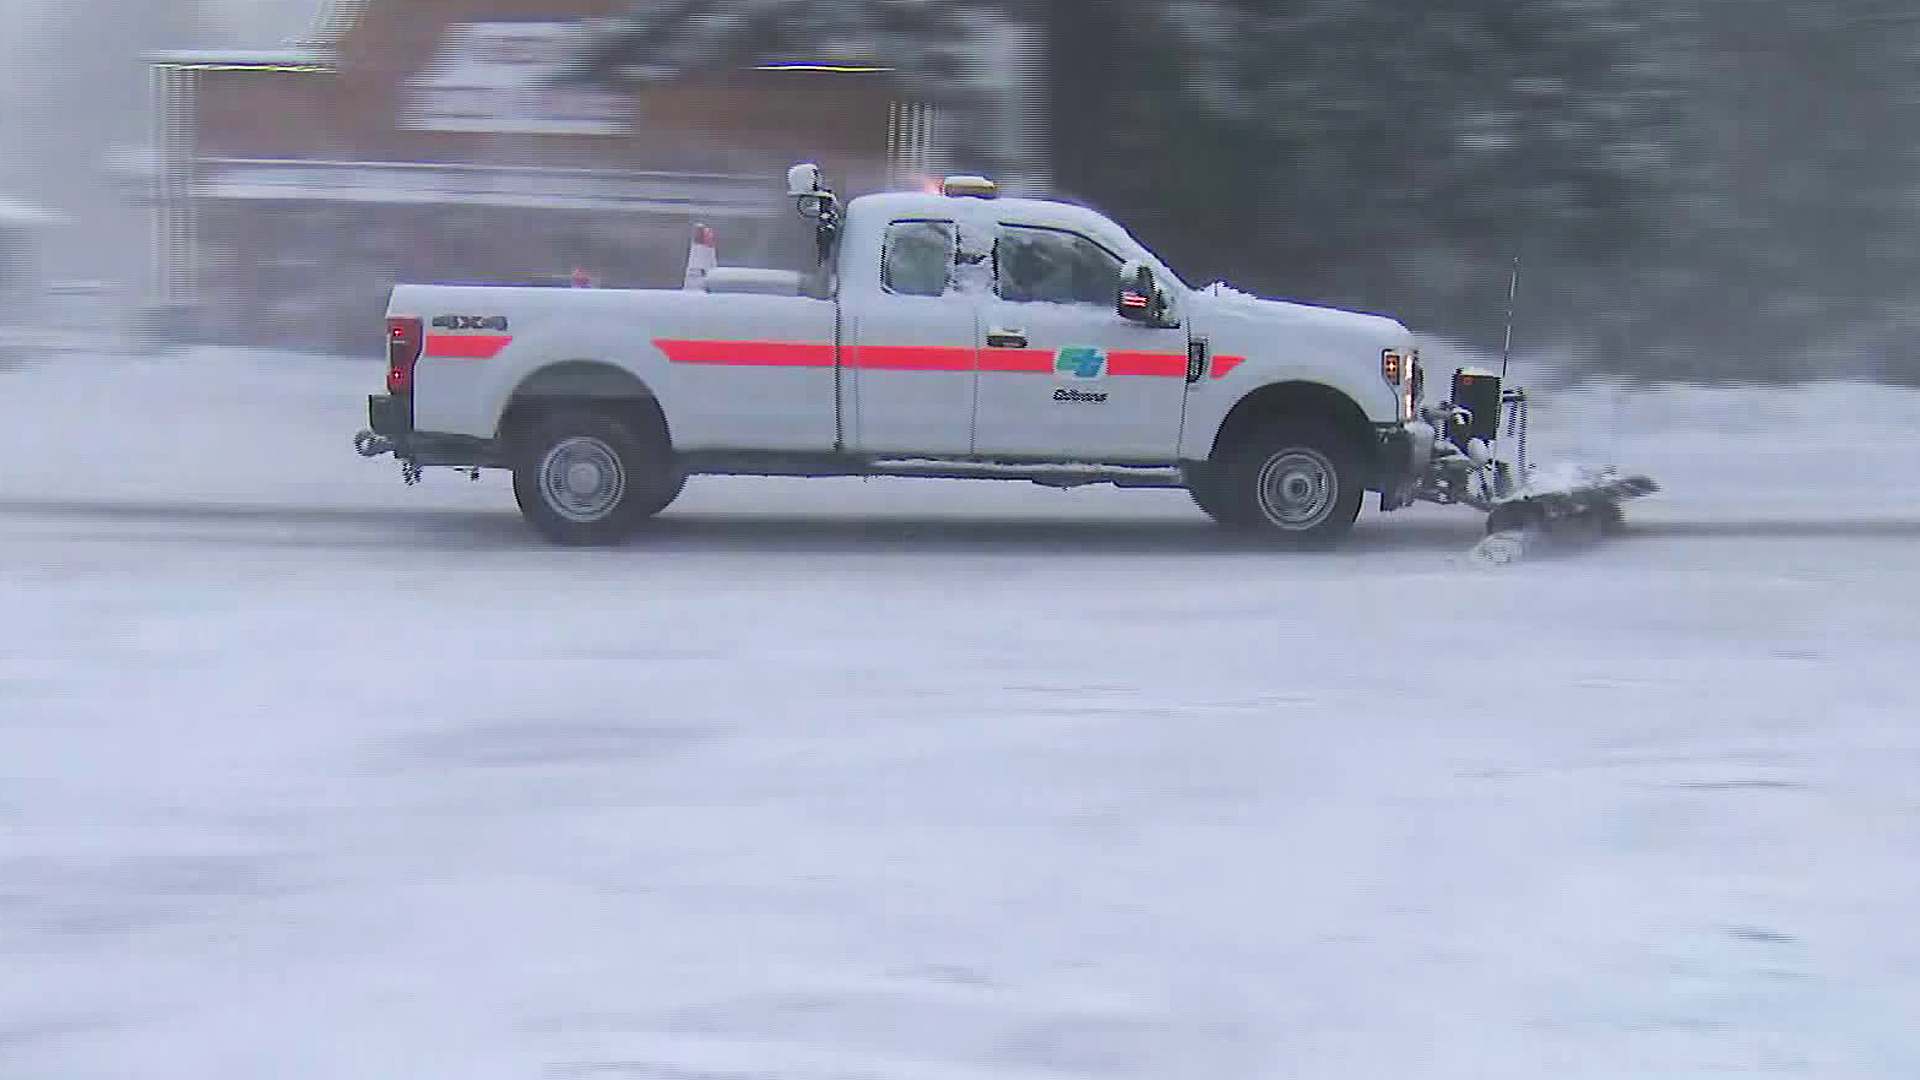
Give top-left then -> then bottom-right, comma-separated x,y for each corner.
368,393 -> 411,437
1376,419 -> 1435,511
360,394 -> 502,467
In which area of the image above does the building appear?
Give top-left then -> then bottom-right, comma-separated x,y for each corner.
0,194 -> 68,333
145,0 -> 947,352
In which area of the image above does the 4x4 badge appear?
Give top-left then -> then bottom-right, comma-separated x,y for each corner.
432,314 -> 509,332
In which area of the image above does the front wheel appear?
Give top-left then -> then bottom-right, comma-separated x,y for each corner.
1184,464 -> 1242,525
1215,419 -> 1365,545
510,409 -> 676,546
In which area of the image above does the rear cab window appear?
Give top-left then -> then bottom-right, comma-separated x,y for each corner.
881,219 -> 956,297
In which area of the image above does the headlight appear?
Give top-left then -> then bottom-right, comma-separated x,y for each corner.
1382,348 -> 1417,422
1381,349 -> 1405,387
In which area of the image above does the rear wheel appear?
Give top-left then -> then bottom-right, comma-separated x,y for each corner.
1214,419 -> 1365,545
510,407 -> 679,545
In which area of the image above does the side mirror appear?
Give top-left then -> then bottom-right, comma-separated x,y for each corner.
786,161 -> 840,263
787,162 -> 823,197
1116,261 -> 1174,327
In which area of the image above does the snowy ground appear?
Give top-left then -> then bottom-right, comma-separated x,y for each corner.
4,346 -> 1920,1079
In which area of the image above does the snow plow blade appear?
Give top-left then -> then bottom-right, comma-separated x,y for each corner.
1467,469 -> 1660,565
1487,469 -> 1660,535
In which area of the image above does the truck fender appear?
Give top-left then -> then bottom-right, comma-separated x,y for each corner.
1203,380 -> 1380,478
496,360 -> 671,451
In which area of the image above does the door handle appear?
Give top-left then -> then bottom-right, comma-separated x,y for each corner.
986,328 -> 1027,349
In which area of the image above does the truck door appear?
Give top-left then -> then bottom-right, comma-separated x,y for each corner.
843,218 -> 977,456
971,224 -> 1188,462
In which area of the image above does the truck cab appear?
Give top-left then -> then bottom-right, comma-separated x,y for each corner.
360,164 -> 1434,546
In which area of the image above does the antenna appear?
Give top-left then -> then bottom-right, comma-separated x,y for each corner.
1499,255 -> 1519,382
1481,255 -> 1523,500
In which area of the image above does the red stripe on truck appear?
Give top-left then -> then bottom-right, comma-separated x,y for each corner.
851,345 -> 974,371
656,340 -> 977,372
976,349 -> 1054,374
653,339 -> 835,367
653,339 -> 1248,379
1108,352 -> 1189,378
979,350 -> 1191,378
425,334 -> 512,359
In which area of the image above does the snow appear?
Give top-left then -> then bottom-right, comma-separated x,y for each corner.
4,347 -> 1920,1078
144,49 -> 330,66
1203,281 -> 1261,302
0,194 -> 67,227
196,160 -> 778,218
1201,280 -> 1410,336
1506,461 -> 1610,498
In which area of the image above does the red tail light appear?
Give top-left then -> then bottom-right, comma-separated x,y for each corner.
386,316 -> 424,394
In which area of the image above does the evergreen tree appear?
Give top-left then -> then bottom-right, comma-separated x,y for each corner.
571,0 -> 1920,382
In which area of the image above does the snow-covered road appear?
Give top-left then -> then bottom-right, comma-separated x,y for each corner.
4,348 -> 1919,1079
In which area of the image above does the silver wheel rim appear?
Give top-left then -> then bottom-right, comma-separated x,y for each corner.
539,435 -> 626,523
1256,448 -> 1338,529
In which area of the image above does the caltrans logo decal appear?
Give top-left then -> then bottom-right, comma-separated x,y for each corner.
1055,346 -> 1107,380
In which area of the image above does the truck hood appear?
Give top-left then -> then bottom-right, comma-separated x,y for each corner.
1189,281 -> 1412,346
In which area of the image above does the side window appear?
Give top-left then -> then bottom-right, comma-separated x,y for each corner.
881,219 -> 955,297
996,226 -> 1122,306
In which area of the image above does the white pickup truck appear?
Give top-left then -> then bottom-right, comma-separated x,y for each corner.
357,164 -> 1450,546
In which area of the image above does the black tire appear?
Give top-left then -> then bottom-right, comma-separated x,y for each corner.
510,407 -> 678,546
1214,418 -> 1365,545
1184,464 -> 1243,525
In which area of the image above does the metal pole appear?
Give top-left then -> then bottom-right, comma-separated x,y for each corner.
181,67 -> 199,315
1499,255 -> 1519,383
1485,255 -> 1521,497
149,62 -> 163,312
890,100 -> 906,189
